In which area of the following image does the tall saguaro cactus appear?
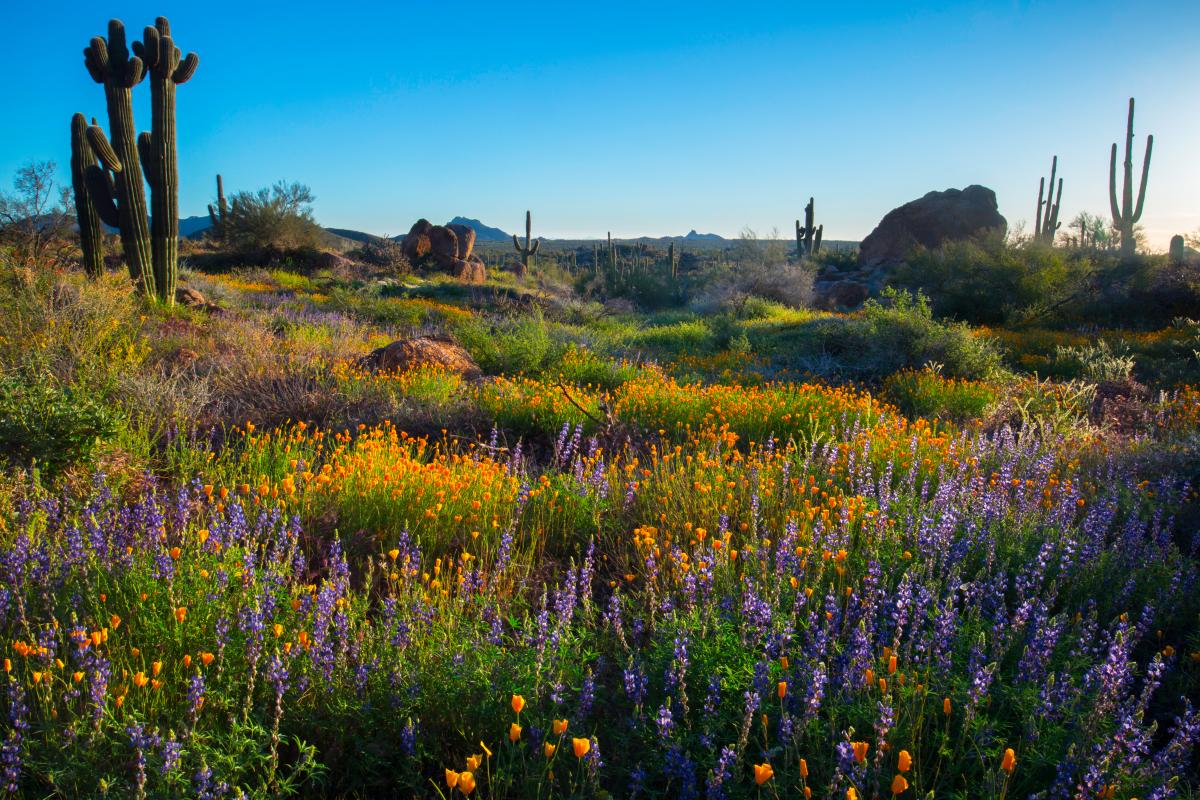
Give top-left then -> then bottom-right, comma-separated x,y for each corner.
512,210 -> 540,270
134,17 -> 199,305
207,174 -> 227,236
796,197 -> 823,258
1109,97 -> 1153,259
83,20 -> 153,293
70,114 -> 105,277
1034,156 -> 1063,245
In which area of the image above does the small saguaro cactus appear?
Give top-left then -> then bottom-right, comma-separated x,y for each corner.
1035,156 -> 1063,245
133,17 -> 199,305
1109,97 -> 1153,259
512,210 -> 540,270
70,114 -> 105,278
84,19 -> 153,293
668,242 -> 677,278
607,232 -> 617,272
796,197 -> 823,258
207,174 -> 227,236
1169,235 -> 1185,267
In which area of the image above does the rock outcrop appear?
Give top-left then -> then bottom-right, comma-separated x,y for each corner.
358,336 -> 482,380
858,185 -> 1006,268
401,219 -> 487,283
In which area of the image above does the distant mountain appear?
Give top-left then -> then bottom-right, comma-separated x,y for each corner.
180,215 -> 212,239
684,230 -> 724,241
446,217 -> 511,242
325,228 -> 383,244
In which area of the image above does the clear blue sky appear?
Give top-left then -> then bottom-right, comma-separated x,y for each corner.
3,1 -> 1197,247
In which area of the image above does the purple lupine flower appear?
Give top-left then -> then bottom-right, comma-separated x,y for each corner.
705,745 -> 737,800
656,699 -> 674,738
2,678 -> 28,792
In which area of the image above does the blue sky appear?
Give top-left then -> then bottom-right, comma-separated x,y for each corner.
3,1 -> 1197,247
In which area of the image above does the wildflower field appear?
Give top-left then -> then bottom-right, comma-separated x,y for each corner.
2,267 -> 1200,800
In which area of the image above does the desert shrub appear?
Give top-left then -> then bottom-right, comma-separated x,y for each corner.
1052,340 -> 1136,382
772,289 -> 1005,380
895,235 -> 1086,325
0,161 -> 76,272
884,367 -> 999,422
452,310 -> 559,376
550,344 -> 640,390
221,181 -> 325,254
0,372 -> 117,475
349,236 -> 410,275
691,261 -> 816,314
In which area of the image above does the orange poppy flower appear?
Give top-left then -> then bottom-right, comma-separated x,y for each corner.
897,749 -> 912,772
891,774 -> 909,795
1000,748 -> 1016,774
753,763 -> 774,785
511,694 -> 526,714
509,723 -> 522,743
572,738 -> 590,758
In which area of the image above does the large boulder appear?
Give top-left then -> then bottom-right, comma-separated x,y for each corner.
401,219 -> 487,282
359,335 -> 482,380
859,185 -> 1006,268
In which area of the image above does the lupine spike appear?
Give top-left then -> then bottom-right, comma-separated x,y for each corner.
71,113 -> 105,278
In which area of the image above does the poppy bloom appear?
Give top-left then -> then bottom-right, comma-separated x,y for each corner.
777,681 -> 787,699
1000,748 -> 1016,774
799,758 -> 809,778
445,769 -> 459,788
200,652 -> 215,667
847,789 -> 859,800
73,671 -> 85,683
544,742 -> 556,758
887,655 -> 897,675
753,763 -> 774,785
133,671 -> 149,688
466,755 -> 481,771
943,697 -> 952,715
509,723 -> 522,743
552,719 -> 568,735
891,774 -> 909,795
479,741 -> 492,758
572,738 -> 590,758
110,614 -> 121,629
511,694 -> 526,715
852,741 -> 869,763
897,750 -> 912,772
151,661 -> 162,677
458,771 -> 475,795
174,607 -> 187,623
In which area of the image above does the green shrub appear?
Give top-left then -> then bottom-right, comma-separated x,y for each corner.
883,367 -> 999,422
1052,340 -> 1136,382
452,310 -> 559,376
768,289 -> 1005,380
0,374 -> 117,476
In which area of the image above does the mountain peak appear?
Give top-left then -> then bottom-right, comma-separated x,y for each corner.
447,217 -> 511,242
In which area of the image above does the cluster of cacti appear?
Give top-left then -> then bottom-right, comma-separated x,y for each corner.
1109,97 -> 1152,259
1034,156 -> 1063,244
77,17 -> 198,304
512,210 -> 540,270
796,197 -> 823,258
69,114 -> 105,278
207,174 -> 227,238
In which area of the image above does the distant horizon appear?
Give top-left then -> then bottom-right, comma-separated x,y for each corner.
3,1 -> 1197,250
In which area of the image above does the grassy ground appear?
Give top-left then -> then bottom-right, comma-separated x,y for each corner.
1,262 -> 1199,798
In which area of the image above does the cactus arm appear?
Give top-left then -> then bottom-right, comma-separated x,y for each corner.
71,113 -> 106,277
530,238 -> 540,256
1108,143 -> 1121,225
513,234 -> 522,253
84,166 -> 120,228
1132,135 -> 1152,223
85,125 -> 123,172
814,225 -> 823,254
1035,177 -> 1046,238
173,52 -> 199,83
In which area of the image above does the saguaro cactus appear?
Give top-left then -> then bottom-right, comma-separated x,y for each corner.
668,242 -> 677,278
134,17 -> 199,305
1169,235 -> 1185,267
207,174 -> 227,236
70,114 -> 105,277
796,197 -> 823,258
512,210 -> 540,270
1034,156 -> 1063,244
1109,97 -> 1153,259
84,20 -> 153,293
